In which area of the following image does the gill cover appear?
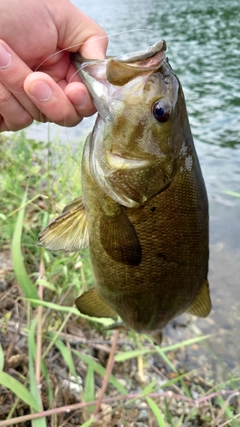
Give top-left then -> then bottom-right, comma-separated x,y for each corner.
72,40 -> 179,208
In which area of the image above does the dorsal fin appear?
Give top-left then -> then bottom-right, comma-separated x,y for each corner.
38,198 -> 89,252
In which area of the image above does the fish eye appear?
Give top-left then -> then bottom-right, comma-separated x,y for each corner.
152,100 -> 170,122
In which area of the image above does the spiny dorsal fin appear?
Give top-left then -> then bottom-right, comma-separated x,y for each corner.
187,280 -> 212,318
75,288 -> 115,318
38,199 -> 89,252
100,206 -> 142,266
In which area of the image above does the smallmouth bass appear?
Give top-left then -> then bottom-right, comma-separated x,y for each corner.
39,40 -> 211,343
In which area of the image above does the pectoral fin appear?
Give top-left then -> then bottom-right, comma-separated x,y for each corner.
38,198 -> 89,252
75,288 -> 115,318
100,206 -> 142,266
187,280 -> 212,318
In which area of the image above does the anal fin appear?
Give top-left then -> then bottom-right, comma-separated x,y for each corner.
75,288 -> 115,318
187,279 -> 212,318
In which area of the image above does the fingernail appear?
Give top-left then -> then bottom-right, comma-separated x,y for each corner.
30,81 -> 53,101
0,44 -> 11,68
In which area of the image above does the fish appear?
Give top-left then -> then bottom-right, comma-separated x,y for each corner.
38,40 -> 211,344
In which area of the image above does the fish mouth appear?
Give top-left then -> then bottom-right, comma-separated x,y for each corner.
71,39 -> 166,70
71,40 -> 167,118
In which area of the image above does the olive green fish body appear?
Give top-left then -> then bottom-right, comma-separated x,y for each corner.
81,111 -> 209,335
39,40 -> 211,342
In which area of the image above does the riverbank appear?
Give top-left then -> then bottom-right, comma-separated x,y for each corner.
0,131 -> 239,426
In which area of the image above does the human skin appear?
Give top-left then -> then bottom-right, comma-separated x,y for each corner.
0,0 -> 108,132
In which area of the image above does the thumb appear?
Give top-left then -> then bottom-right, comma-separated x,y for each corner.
54,2 -> 108,59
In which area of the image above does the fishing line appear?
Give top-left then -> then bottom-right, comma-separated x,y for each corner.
34,29 -> 155,71
33,28 -> 155,144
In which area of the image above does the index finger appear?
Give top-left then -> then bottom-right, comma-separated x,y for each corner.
53,3 -> 108,59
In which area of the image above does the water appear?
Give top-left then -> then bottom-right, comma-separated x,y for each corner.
26,0 -> 240,371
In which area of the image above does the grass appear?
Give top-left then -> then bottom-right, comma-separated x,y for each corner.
0,129 -> 239,426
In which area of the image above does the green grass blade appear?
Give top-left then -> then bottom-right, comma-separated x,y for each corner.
115,348 -> 152,362
84,364 -> 95,414
11,190 -> 39,302
161,335 -> 211,353
73,350 -> 127,395
161,370 -> 195,389
27,299 -> 113,326
175,414 -> 185,426
163,397 -> 173,425
0,344 -> 4,371
52,334 -> 78,380
217,396 -> 239,427
224,190 -> 240,198
28,317 -> 47,427
39,358 -> 54,408
0,371 -> 40,411
156,347 -> 178,373
146,396 -> 166,427
80,420 -> 95,427
28,318 -> 53,407
115,345 -> 177,374
141,380 -> 157,396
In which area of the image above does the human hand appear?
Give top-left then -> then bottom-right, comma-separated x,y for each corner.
0,0 -> 108,132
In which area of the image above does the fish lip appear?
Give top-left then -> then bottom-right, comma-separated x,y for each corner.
70,39 -> 166,66
71,39 -> 167,90
116,39 -> 166,63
